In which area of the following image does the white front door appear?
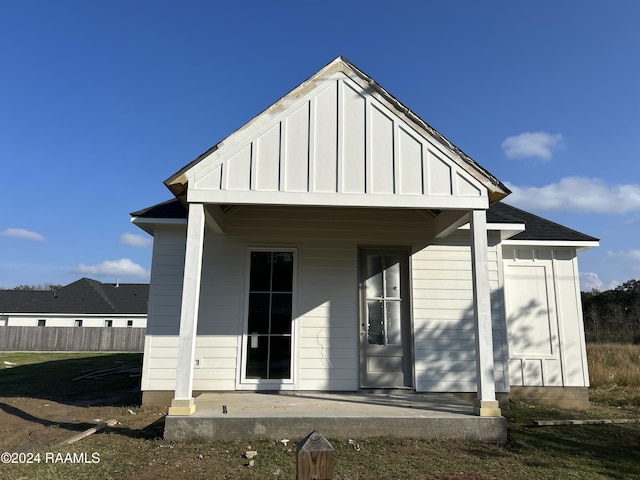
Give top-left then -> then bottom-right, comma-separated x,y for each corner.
360,249 -> 412,388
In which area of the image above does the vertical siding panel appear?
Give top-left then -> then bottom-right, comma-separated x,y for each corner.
226,145 -> 252,191
254,123 -> 281,192
397,127 -> 424,195
340,81 -> 366,193
368,104 -> 395,194
427,150 -> 453,195
505,265 -> 554,356
502,247 -> 589,388
554,252 -> 589,386
283,102 -> 310,192
312,82 -> 338,193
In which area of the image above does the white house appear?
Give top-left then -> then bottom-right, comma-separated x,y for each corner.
0,278 -> 148,328
131,57 -> 598,416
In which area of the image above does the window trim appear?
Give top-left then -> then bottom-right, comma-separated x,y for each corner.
238,247 -> 297,389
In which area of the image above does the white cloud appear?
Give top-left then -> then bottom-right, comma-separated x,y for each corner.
579,272 -> 620,292
74,258 -> 148,279
0,228 -> 45,242
505,176 -> 640,214
120,233 -> 152,248
501,131 -> 565,161
580,272 -> 604,291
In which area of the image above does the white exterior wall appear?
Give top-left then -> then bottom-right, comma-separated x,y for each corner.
143,206 -> 515,395
502,246 -> 589,388
5,314 -> 145,328
412,232 -> 508,393
144,207 -> 438,392
141,224 -> 186,392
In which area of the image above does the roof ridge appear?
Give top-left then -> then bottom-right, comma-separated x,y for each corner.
83,278 -> 118,312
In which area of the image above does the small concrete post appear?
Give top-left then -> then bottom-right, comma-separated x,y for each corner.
296,431 -> 334,480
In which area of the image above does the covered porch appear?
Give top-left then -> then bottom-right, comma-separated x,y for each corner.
144,57 -> 512,425
164,391 -> 507,442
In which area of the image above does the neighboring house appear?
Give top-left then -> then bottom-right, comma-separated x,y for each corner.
131,57 -> 598,416
0,278 -> 148,328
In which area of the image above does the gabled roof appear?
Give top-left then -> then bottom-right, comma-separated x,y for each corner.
131,198 -> 598,244
164,57 -> 510,209
0,278 -> 149,315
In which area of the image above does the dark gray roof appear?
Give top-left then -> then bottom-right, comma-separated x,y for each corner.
488,202 -> 599,242
0,290 -> 45,312
0,278 -> 149,315
131,198 -> 598,243
130,198 -> 188,219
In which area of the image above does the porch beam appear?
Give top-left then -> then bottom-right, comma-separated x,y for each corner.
470,209 -> 501,417
169,202 -> 206,416
434,210 -> 469,239
204,204 -> 226,234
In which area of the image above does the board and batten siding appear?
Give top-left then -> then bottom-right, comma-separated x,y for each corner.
412,232 -> 508,393
185,71 -> 487,210
503,247 -> 589,388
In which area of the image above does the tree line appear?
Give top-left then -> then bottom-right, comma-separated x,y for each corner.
8,284 -> 62,291
582,279 -> 640,343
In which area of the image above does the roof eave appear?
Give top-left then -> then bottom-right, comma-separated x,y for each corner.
131,216 -> 187,236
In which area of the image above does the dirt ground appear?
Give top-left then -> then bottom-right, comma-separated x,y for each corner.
0,396 -> 167,453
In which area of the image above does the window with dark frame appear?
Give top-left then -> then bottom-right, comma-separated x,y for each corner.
246,251 -> 294,380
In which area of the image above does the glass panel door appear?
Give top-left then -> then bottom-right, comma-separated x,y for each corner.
360,249 -> 412,388
246,251 -> 294,380
365,254 -> 403,346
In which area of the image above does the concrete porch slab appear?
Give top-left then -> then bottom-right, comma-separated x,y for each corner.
164,392 -> 506,443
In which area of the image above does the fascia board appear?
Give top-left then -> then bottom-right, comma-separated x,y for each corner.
187,188 -> 489,210
131,216 -> 187,236
501,239 -> 600,251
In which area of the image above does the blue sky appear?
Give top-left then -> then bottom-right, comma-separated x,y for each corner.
1,1 -> 638,291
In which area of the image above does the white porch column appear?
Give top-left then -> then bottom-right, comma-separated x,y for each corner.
168,202 -> 206,416
470,209 -> 502,417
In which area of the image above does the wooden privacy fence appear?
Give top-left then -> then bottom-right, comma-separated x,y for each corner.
0,326 -> 145,351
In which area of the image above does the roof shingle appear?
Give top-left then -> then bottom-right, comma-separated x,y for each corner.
0,278 -> 148,314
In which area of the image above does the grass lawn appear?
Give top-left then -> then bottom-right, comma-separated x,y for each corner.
0,347 -> 639,479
